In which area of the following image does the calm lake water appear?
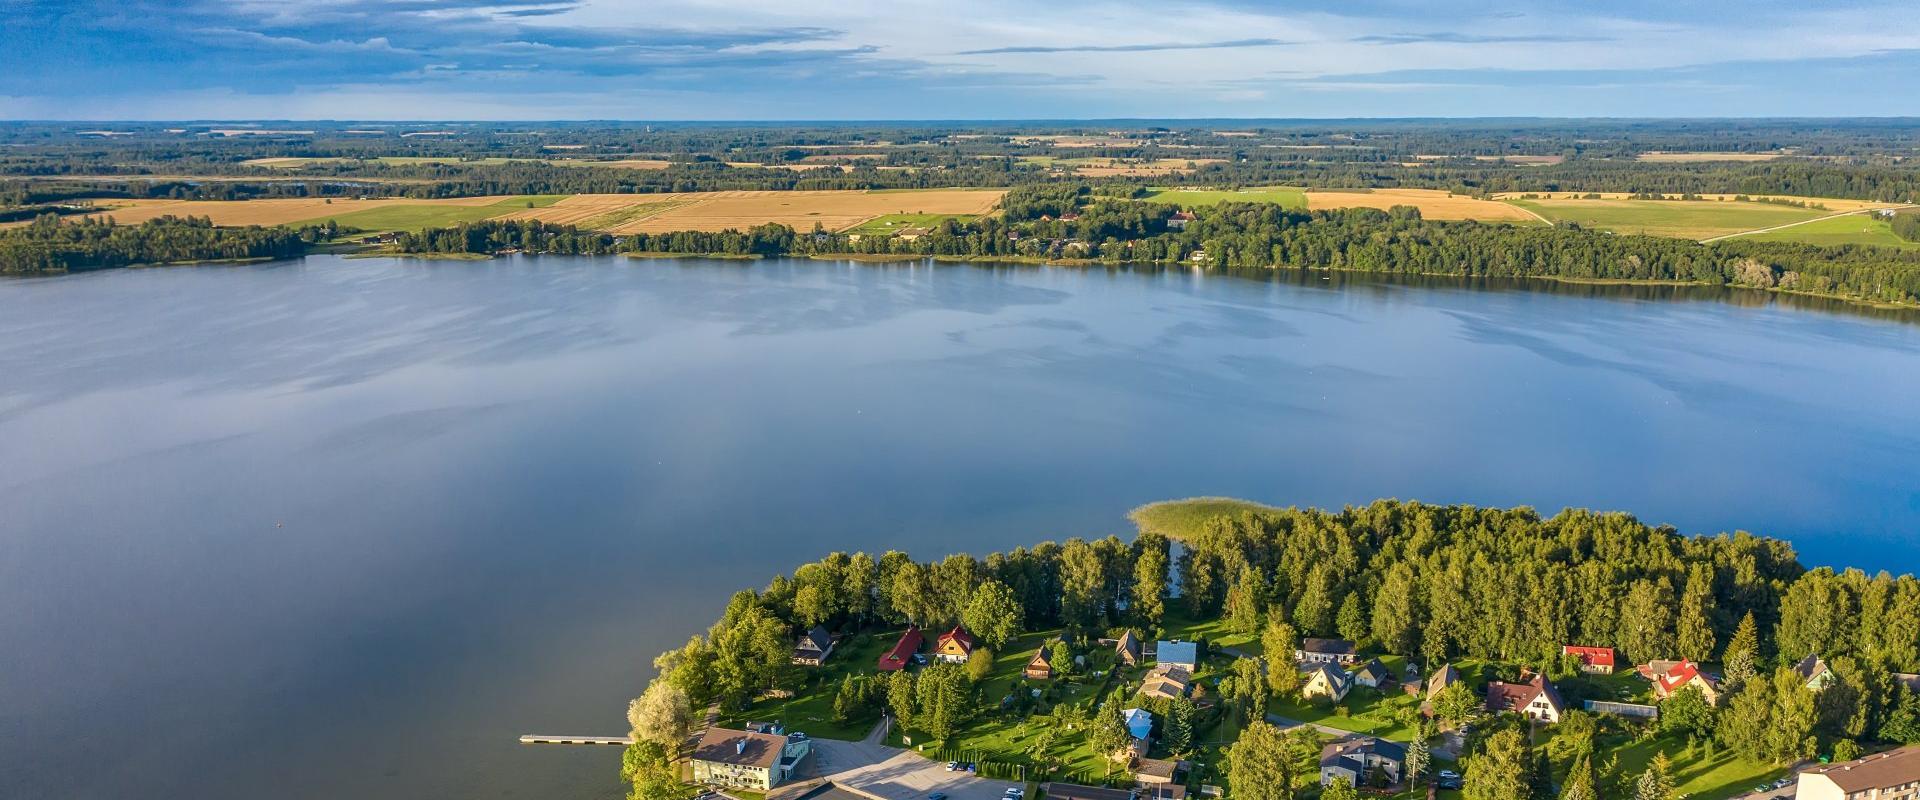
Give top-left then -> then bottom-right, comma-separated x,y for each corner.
3,255 -> 1920,799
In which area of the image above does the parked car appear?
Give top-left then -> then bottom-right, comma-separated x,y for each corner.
1004,789 -> 1025,799
1436,769 -> 1463,790
928,794 -> 947,800
945,762 -> 959,772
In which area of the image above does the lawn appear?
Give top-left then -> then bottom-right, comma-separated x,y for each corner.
1159,604 -> 1261,654
315,196 -> 556,234
1536,724 -> 1790,800
1142,187 -> 1307,209
1507,198 -> 1827,240
1267,680 -> 1421,741
1129,497 -> 1281,542
1735,213 -> 1920,249
713,630 -> 899,742
841,212 -> 979,236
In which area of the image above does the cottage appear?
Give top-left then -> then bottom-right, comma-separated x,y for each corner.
1319,736 -> 1407,788
1298,638 -> 1358,666
1484,673 -> 1564,723
1156,640 -> 1199,671
1167,210 -> 1197,230
934,626 -> 977,664
877,625 -> 923,672
1140,664 -> 1194,701
1025,647 -> 1054,680
1136,758 -> 1188,786
1796,743 -> 1920,800
1650,660 -> 1722,705
1425,663 -> 1463,698
1124,708 -> 1154,741
1302,663 -> 1354,702
688,727 -> 811,790
1563,645 -> 1617,674
1793,655 -> 1835,692
1115,630 -> 1144,667
1354,658 -> 1393,689
792,626 -> 835,666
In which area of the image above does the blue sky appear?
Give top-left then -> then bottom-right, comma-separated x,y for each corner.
2,0 -> 1917,119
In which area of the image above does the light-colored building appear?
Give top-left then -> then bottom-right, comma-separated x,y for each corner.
1140,664 -> 1194,701
688,728 -> 810,790
1026,646 -> 1054,680
934,626 -> 977,664
1320,736 -> 1406,788
1302,663 -> 1354,702
1563,645 -> 1617,674
1485,673 -> 1564,724
1297,638 -> 1358,666
1354,658 -> 1393,688
792,626 -> 835,666
1156,640 -> 1198,671
1794,655 -> 1836,692
1651,660 -> 1722,706
1796,744 -> 1920,800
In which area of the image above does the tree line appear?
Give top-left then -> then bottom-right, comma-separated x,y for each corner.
0,215 -> 332,274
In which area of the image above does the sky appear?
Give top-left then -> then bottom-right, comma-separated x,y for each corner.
2,0 -> 1918,120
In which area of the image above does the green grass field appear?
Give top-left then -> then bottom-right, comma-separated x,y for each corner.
842,212 -> 980,236
1735,213 -> 1920,248
1129,497 -> 1282,542
713,630 -> 897,742
1507,198 -> 1827,240
1142,188 -> 1307,209
248,156 -> 533,168
315,196 -> 561,234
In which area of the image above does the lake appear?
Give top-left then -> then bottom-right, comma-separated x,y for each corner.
3,255 -> 1918,799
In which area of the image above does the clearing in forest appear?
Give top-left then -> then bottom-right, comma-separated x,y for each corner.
1507,197 -> 1834,240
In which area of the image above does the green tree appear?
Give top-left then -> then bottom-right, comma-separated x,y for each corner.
1133,535 -> 1170,634
887,669 -> 916,728
1560,754 -> 1599,800
1322,777 -> 1359,800
966,647 -> 995,683
1371,564 -> 1420,656
915,664 -> 970,740
1677,563 -> 1718,663
963,578 -> 1024,652
1163,697 -> 1197,756
1089,689 -> 1134,767
1433,680 -> 1479,724
1658,685 -> 1716,740
1232,657 -> 1270,722
1723,611 -> 1760,686
626,679 -> 694,751
1224,721 -> 1297,800
1262,617 -> 1302,698
620,739 -> 689,800
1462,729 -> 1531,800
1336,593 -> 1368,648
1833,739 -> 1863,762
1632,753 -> 1674,800
1620,578 -> 1677,666
1226,566 -> 1268,635
832,674 -> 864,724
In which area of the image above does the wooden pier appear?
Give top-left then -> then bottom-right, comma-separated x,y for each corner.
518,734 -> 634,746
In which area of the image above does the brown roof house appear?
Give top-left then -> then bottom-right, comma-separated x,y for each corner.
689,727 -> 811,790
1297,638 -> 1358,666
1484,673 -> 1565,724
1140,664 -> 1194,702
1025,646 -> 1054,680
792,626 -> 835,666
1114,630 -> 1144,667
1302,663 -> 1355,702
1796,743 -> 1920,800
1793,655 -> 1837,692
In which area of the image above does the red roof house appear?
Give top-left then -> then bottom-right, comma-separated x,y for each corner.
1652,659 -> 1722,705
934,626 -> 978,664
878,625 -> 924,672
1563,645 -> 1617,674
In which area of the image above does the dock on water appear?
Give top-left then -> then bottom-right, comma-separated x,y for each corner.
518,734 -> 634,746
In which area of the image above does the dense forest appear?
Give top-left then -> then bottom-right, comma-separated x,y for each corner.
392,186 -> 1920,307
0,215 -> 332,274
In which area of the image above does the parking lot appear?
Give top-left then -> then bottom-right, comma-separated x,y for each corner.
804,738 -> 1023,800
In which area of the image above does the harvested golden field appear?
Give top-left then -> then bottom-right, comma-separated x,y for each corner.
1414,154 -> 1565,165
1636,151 -> 1787,162
1074,158 -> 1226,177
1305,189 -> 1540,222
1490,192 -> 1901,213
500,189 -> 1005,234
73,196 -> 516,227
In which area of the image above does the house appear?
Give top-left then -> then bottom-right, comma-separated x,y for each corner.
1136,758 -> 1188,786
688,727 -> 811,790
792,626 -> 835,666
1795,743 -> 1920,800
1115,630 -> 1144,667
1297,638 -> 1358,666
1484,673 -> 1565,723
1563,645 -> 1617,674
1140,664 -> 1194,701
1426,663 -> 1463,698
1156,640 -> 1199,671
877,625 -> 923,672
1059,212 -> 1082,222
1793,655 -> 1835,692
1650,660 -> 1722,705
1302,663 -> 1355,702
1025,647 -> 1054,680
1354,658 -> 1393,689
1320,736 -> 1407,789
1124,708 -> 1154,741
1167,210 -> 1196,230
934,626 -> 977,664
1043,784 -> 1138,800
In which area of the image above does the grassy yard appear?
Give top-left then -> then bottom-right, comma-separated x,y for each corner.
1159,604 -> 1260,654
1142,187 -> 1307,209
1129,497 -> 1281,542
1268,680 -> 1422,741
1735,212 -> 1920,249
713,630 -> 900,742
1507,197 -> 1827,240
842,212 -> 979,236
1535,723 -> 1789,800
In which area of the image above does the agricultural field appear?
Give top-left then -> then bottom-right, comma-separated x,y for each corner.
1506,197 -> 1833,239
74,195 -> 521,227
1732,212 -> 1920,248
1493,192 -> 1897,213
842,213 -> 981,237
312,196 -> 565,233
501,189 -> 1005,234
1306,189 -> 1540,222
1142,188 -> 1307,209
1635,151 -> 1789,162
244,156 -> 531,168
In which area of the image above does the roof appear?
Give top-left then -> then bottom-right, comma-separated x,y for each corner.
1320,736 -> 1408,770
1141,664 -> 1194,699
1793,655 -> 1830,682
1044,784 -> 1135,800
1307,663 -> 1352,689
878,626 -> 923,671
1156,640 -> 1198,666
1485,674 -> 1562,715
1116,630 -> 1143,657
1124,708 -> 1154,739
1355,659 -> 1391,681
1656,660 -> 1715,696
1426,663 -> 1462,697
1136,758 -> 1184,780
1168,211 -> 1197,221
1802,744 -> 1920,792
1301,638 -> 1356,656
1028,647 -> 1052,669
1563,645 -> 1616,668
691,728 -> 786,769
938,626 -> 977,652
796,626 -> 832,654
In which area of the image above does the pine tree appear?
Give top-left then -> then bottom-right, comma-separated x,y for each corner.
1337,593 -> 1369,647
1560,754 -> 1599,800
1226,566 -> 1268,635
1678,563 -> 1718,662
1133,540 -> 1169,635
1724,611 -> 1760,686
1633,753 -> 1674,800
1463,729 -> 1531,800
1263,617 -> 1302,698
1163,697 -> 1196,756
